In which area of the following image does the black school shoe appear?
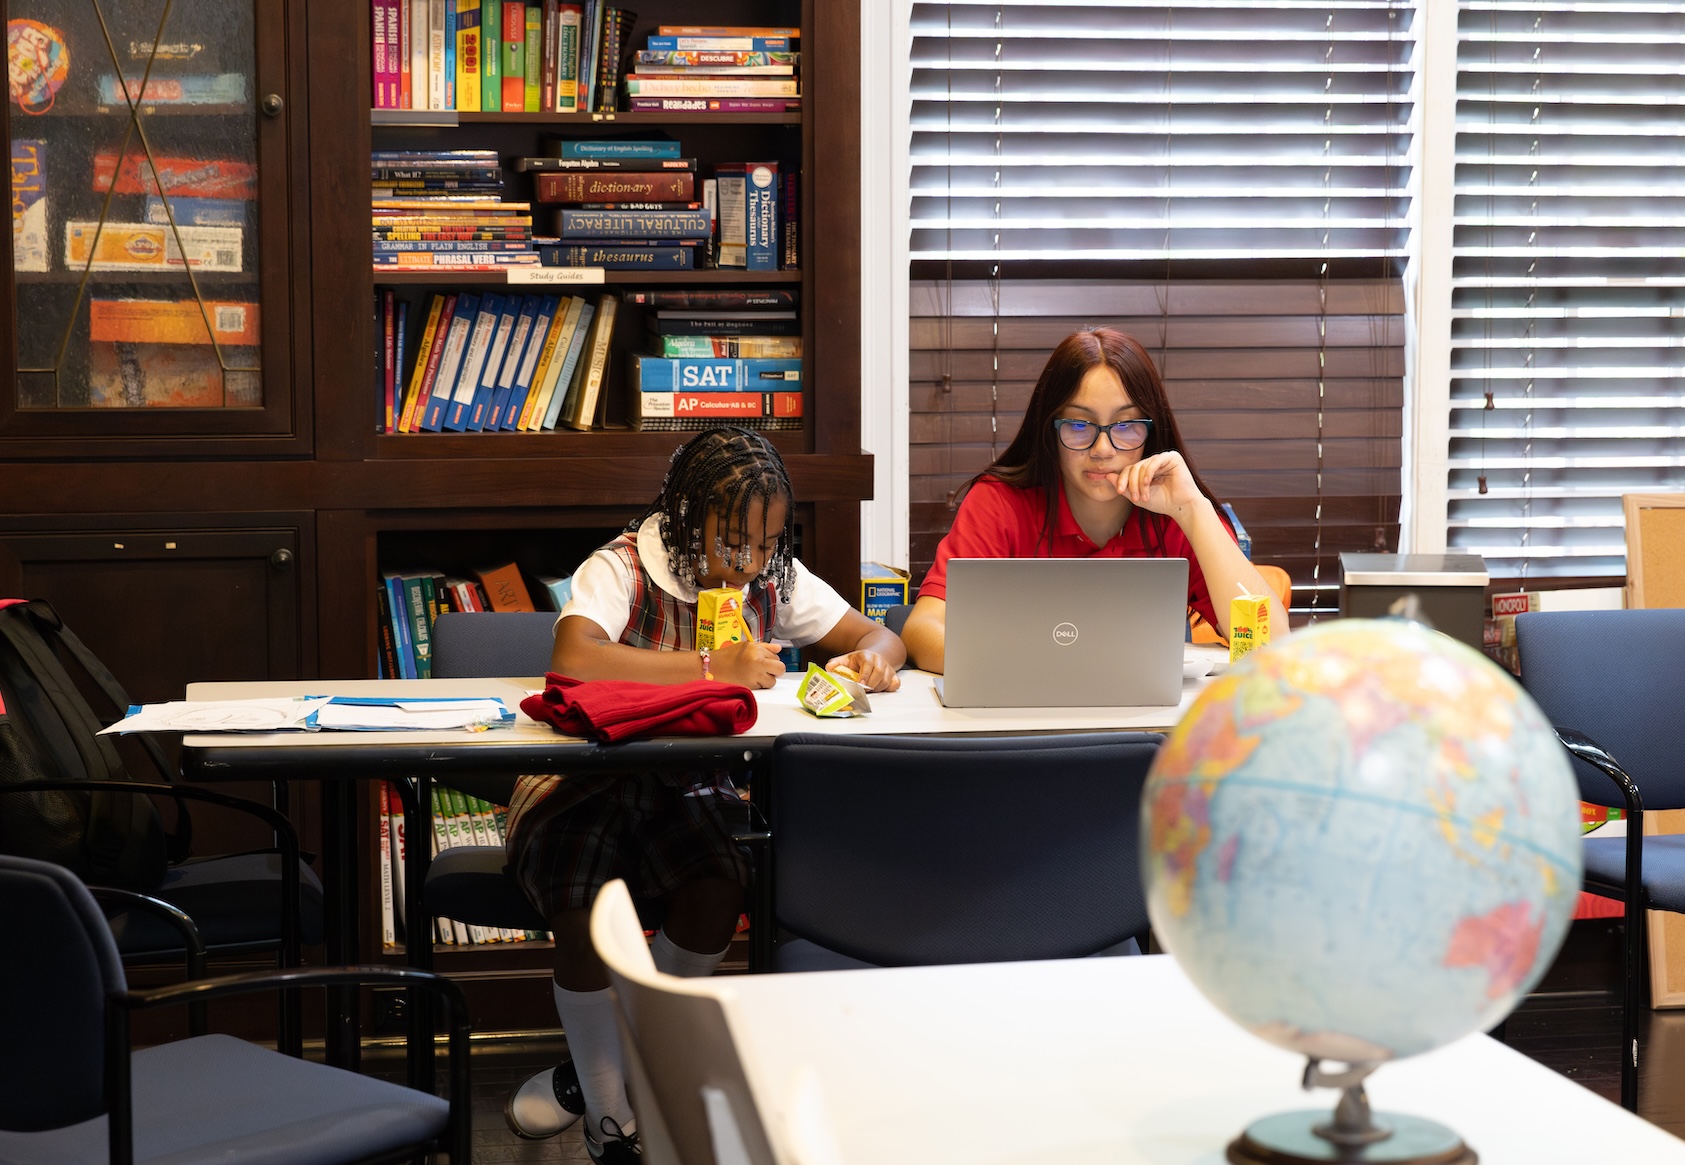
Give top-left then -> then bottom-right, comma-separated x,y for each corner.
586,1116 -> 641,1162
503,1059 -> 586,1139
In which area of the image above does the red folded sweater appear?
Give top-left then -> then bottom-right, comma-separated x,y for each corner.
520,673 -> 759,743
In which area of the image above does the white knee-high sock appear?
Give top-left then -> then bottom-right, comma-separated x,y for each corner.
650,929 -> 731,978
553,981 -> 635,1136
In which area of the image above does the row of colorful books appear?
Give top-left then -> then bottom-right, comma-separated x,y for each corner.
377,564 -> 572,680
378,285 -> 807,433
376,288 -> 616,433
378,781 -> 551,948
371,9 -> 799,114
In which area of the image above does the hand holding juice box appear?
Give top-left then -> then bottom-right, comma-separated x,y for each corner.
1229,584 -> 1272,664
696,587 -> 747,652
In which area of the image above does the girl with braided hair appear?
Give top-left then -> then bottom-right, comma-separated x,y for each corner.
503,426 -> 903,1161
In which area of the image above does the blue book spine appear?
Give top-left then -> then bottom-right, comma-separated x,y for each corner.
645,35 -> 791,51
443,0 -> 457,107
557,208 -> 711,239
486,294 -> 539,430
502,293 -> 559,428
444,292 -> 503,431
384,575 -> 417,679
635,356 -> 803,392
421,292 -> 478,431
540,243 -> 695,269
556,140 -> 683,159
373,239 -> 535,253
541,300 -> 595,429
467,295 -> 520,431
744,164 -> 778,271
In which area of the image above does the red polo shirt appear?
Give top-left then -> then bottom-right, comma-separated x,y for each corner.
916,476 -> 1224,628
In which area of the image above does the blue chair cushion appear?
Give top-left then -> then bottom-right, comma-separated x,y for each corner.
1583,834 -> 1685,914
0,1033 -> 449,1165
105,852 -> 324,955
423,845 -> 550,931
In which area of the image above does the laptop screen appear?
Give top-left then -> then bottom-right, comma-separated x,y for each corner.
939,557 -> 1189,708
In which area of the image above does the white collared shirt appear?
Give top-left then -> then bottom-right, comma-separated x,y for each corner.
559,515 -> 851,647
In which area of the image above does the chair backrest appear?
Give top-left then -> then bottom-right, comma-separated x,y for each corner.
770,731 -> 1162,965
430,610 -> 559,679
1515,608 -> 1685,809
430,610 -> 560,805
591,879 -> 777,1165
0,854 -> 127,1133
883,604 -> 911,638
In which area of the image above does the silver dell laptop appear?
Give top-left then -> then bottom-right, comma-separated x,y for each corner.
936,557 -> 1190,708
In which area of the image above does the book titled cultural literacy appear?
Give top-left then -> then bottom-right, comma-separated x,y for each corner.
634,356 -> 801,392
554,208 -> 712,239
10,139 -> 48,273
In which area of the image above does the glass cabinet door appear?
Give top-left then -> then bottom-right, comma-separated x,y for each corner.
4,0 -> 294,443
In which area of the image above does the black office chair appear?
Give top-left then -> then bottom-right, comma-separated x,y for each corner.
420,610 -> 559,936
0,600 -> 321,1051
1515,608 -> 1685,1111
421,611 -> 769,947
0,853 -> 469,1165
883,603 -> 912,638
767,731 -> 1162,971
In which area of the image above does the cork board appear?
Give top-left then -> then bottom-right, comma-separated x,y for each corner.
1624,493 -> 1685,610
1649,809 -> 1685,1007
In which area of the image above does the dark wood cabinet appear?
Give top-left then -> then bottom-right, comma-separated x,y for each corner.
2,0 -> 867,1008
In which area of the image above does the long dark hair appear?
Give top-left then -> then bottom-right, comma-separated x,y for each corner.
636,426 -> 797,594
978,328 -> 1226,551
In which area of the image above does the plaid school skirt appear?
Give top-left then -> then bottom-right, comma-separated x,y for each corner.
505,769 -> 751,919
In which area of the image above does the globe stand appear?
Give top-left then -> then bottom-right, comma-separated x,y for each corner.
1226,1059 -> 1477,1165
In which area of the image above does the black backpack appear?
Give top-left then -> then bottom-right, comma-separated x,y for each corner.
0,599 -> 190,890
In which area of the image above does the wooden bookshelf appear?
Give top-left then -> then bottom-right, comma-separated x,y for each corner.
0,0 -> 864,1033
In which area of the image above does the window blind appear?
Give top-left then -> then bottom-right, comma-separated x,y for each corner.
909,1 -> 1416,261
1447,0 -> 1685,582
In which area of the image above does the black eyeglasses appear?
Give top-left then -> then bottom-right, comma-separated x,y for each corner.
1052,417 -> 1154,452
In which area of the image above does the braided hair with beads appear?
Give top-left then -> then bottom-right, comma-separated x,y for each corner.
635,426 -> 797,595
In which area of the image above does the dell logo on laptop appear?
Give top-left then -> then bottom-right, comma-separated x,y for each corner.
1052,622 -> 1078,646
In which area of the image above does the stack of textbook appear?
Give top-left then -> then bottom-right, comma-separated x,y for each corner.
371,149 -> 537,272
524,138 -> 707,271
625,24 -> 801,112
628,288 -> 802,431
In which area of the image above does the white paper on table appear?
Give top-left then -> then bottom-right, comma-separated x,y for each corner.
309,699 -> 509,731
97,698 -> 333,735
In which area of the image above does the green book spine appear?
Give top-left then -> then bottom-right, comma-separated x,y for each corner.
524,4 -> 542,111
481,0 -> 502,111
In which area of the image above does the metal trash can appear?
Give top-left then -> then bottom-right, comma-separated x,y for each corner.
1338,553 -> 1489,650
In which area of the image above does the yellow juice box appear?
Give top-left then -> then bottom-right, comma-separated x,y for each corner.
696,587 -> 747,652
1229,592 -> 1271,664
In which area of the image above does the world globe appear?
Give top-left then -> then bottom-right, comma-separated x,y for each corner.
1142,617 -> 1582,1074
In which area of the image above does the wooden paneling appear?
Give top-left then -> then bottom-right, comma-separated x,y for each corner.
909,278 -> 1404,596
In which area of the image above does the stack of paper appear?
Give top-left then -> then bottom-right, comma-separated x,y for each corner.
100,696 -> 515,734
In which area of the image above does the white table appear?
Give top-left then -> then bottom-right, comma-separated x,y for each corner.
179,652 -> 1224,1071
181,644 -> 1228,755
713,953 -> 1685,1164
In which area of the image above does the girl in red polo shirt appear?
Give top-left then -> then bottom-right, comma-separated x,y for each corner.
903,327 -> 1270,673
